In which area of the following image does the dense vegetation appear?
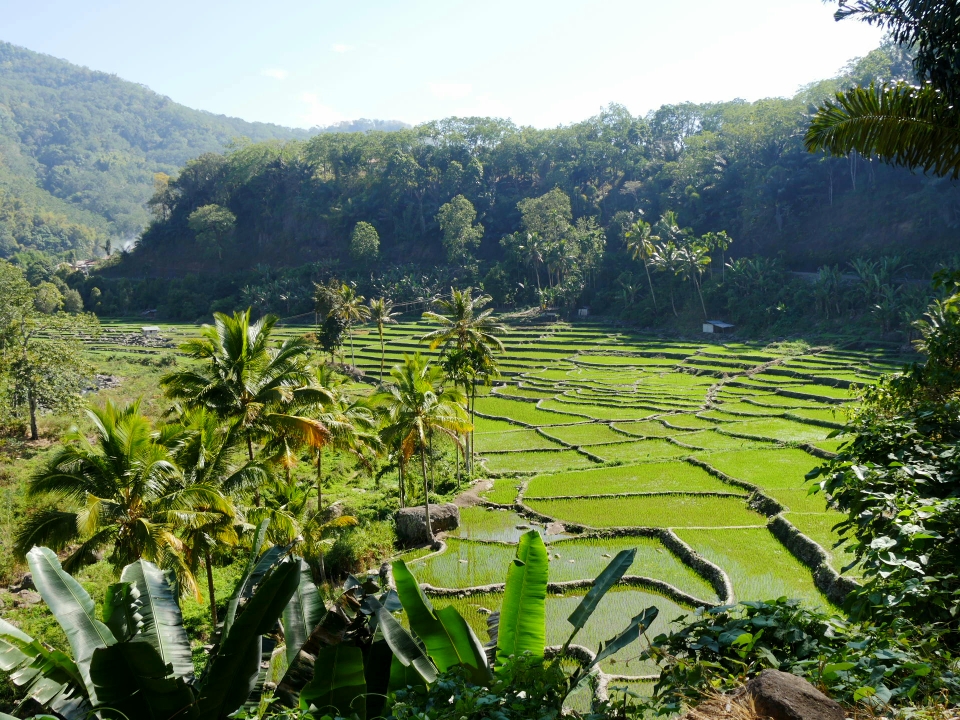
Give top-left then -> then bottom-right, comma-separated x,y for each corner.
0,41 -> 407,258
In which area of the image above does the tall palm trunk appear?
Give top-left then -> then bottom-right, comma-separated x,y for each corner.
378,327 -> 385,381
695,277 -> 707,318
205,549 -> 218,626
642,260 -> 658,310
246,434 -> 261,507
27,386 -> 38,441
420,448 -> 433,542
316,448 -> 324,510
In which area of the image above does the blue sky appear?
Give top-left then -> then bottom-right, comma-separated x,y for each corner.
0,0 -> 884,129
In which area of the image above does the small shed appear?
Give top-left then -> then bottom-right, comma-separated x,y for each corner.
702,320 -> 734,334
141,326 -> 161,338
577,308 -> 590,318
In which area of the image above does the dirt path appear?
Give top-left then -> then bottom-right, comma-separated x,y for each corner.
454,478 -> 494,507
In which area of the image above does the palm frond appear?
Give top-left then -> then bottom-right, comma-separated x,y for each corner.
805,82 -> 960,178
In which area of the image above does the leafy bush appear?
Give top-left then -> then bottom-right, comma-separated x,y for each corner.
646,599 -> 960,712
324,521 -> 396,577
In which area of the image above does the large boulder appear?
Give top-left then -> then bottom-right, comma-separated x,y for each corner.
744,670 -> 844,720
396,503 -> 460,545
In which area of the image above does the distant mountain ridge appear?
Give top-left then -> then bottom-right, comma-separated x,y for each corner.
0,40 -> 406,258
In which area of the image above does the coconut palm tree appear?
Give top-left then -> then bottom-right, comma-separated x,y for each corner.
624,217 -> 660,310
373,354 -> 470,542
312,365 -> 379,510
165,407 -> 264,625
334,283 -> 371,366
368,297 -> 400,381
14,400 -> 233,599
160,309 -> 330,502
421,288 -> 505,472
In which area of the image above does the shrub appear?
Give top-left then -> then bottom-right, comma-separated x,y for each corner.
324,520 -> 396,577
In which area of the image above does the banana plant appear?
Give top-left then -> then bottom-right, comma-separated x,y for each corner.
0,542 -> 299,720
274,569 -> 438,720
491,531 -> 660,698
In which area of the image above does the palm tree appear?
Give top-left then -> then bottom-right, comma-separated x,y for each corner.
518,232 -> 546,290
14,400 -> 233,599
312,365 -> 379,510
421,288 -> 505,473
651,242 -> 683,317
368,297 -> 399,381
676,241 -> 711,319
334,283 -> 371,366
624,218 -> 659,310
246,474 -> 358,583
160,309 -> 329,502
373,354 -> 470,542
165,407 -> 263,625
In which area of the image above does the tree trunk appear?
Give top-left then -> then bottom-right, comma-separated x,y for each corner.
247,434 -> 260,507
316,449 -> 324,510
205,549 -> 218,627
642,260 -> 657,310
379,328 -> 385,381
455,435 -> 460,489
695,277 -> 707,319
398,459 -> 404,508
420,449 -> 433,542
27,386 -> 38,441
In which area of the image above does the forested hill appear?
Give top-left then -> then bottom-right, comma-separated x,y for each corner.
124,42 -> 956,282
0,41 -> 407,259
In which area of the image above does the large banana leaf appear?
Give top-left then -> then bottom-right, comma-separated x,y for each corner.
392,560 -> 489,682
364,639 -> 393,720
196,558 -> 299,719
565,548 -> 636,644
590,606 -> 659,669
89,642 -> 199,720
0,619 -> 89,719
27,547 -> 116,702
120,559 -> 194,680
299,644 -> 366,719
388,654 -> 428,693
224,541 -> 285,635
274,605 -> 352,707
281,559 -> 324,666
365,596 -> 437,683
495,530 -> 549,667
101,582 -> 140,642
223,517 -> 271,634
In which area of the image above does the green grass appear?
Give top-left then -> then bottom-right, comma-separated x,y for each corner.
675,527 -> 831,608
524,461 -> 739,498
482,449 -> 598,474
526,495 -> 765,529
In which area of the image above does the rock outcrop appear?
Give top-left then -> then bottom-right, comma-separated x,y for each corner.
396,503 -> 460,545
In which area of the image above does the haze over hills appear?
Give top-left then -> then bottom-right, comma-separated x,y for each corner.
0,41 -> 407,258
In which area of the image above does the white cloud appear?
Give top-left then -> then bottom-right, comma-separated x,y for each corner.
429,82 -> 472,100
299,92 -> 345,128
332,43 -> 353,53
260,68 -> 289,80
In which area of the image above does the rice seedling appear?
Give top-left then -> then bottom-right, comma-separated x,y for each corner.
784,384 -> 855,399
540,400 -> 659,422
612,420 -> 688,437
677,429 -> 775,451
660,414 -> 715,430
696,448 -> 820,489
473,427 -> 562,452
785,512 -> 860,576
494,385 -> 558,400
785,407 -> 847,424
474,396 -> 585,425
526,494 -> 765,529
589,439 -> 691,463
721,418 -> 832,443
456,506 -> 574,543
482,449 -> 598,474
540,423 -> 631,446
524,460 -> 739,498
675,527 -> 831,607
480,477 -> 523,504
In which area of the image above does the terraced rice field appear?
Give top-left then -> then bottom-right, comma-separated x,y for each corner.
387,323 -> 909,690
93,319 -> 907,692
